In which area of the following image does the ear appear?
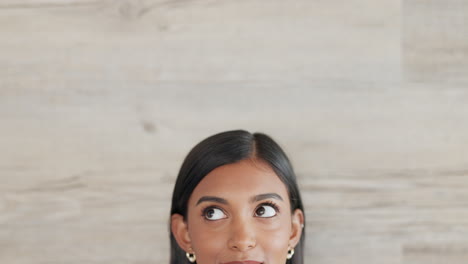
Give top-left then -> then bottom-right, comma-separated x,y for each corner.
171,214 -> 192,252
289,209 -> 304,248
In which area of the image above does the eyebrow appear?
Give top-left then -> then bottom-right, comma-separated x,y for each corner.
250,193 -> 284,203
196,193 -> 283,206
196,196 -> 228,205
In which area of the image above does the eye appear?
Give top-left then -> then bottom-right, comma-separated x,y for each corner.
203,207 -> 227,221
255,204 -> 278,218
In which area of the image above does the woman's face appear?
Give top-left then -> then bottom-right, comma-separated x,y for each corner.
172,159 -> 304,264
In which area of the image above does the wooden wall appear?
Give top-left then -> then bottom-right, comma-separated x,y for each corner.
1,0 -> 467,263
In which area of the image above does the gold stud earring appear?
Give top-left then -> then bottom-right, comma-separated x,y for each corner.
186,248 -> 196,263
186,252 -> 196,263
286,247 -> 295,259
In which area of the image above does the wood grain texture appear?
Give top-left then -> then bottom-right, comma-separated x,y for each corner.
1,0 -> 467,263
403,0 -> 468,83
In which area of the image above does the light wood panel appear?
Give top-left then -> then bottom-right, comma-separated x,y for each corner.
1,1 -> 467,264
403,0 -> 468,83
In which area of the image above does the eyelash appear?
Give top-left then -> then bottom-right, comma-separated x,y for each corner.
201,201 -> 280,219
259,201 -> 280,214
201,206 -> 224,219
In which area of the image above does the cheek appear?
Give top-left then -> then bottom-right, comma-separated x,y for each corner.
189,221 -> 227,263
257,220 -> 291,264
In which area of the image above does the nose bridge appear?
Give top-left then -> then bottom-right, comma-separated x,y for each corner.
228,214 -> 256,251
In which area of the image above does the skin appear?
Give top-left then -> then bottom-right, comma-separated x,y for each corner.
172,158 -> 304,264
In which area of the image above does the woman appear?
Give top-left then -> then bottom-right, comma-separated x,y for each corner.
170,130 -> 305,264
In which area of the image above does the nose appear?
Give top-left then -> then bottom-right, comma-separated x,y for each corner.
227,218 -> 256,251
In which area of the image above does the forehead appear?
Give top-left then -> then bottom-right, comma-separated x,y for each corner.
189,159 -> 289,203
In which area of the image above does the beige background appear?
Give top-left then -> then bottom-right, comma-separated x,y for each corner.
1,0 -> 468,263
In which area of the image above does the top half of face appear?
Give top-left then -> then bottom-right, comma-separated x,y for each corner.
186,158 -> 292,228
